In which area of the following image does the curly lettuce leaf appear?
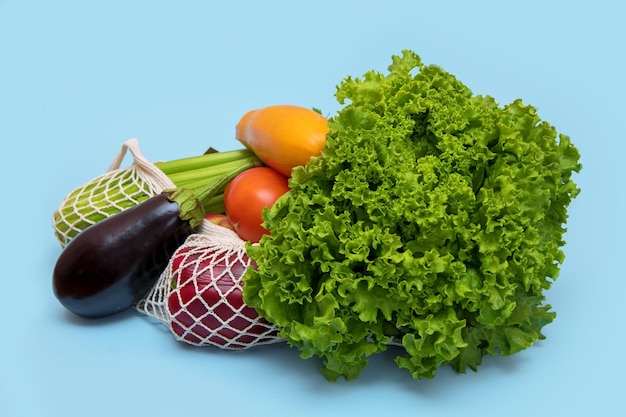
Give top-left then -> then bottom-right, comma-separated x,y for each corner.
244,50 -> 581,381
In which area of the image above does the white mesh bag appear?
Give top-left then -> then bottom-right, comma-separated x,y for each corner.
137,226 -> 284,349
53,138 -> 281,349
52,138 -> 174,247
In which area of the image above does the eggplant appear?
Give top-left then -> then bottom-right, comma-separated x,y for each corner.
53,188 -> 204,318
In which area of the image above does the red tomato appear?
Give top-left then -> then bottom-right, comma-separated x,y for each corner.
224,167 -> 290,242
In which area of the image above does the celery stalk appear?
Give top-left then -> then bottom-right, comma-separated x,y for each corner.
167,157 -> 260,187
155,149 -> 256,175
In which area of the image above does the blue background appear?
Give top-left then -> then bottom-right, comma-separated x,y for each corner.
2,1 -> 624,416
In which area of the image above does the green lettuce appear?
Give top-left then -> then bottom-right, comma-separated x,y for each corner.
244,50 -> 582,381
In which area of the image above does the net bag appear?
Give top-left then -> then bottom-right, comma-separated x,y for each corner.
137,228 -> 284,349
52,138 -> 281,349
52,138 -> 174,247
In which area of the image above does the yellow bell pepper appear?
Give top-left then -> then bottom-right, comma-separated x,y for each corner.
235,104 -> 329,177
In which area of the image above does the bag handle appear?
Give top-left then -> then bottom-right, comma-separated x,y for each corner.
108,138 -> 175,194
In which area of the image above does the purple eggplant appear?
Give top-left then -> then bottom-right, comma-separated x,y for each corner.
53,188 -> 204,318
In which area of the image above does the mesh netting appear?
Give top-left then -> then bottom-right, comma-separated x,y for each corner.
52,138 -> 174,247
53,138 -> 283,349
137,230 -> 284,349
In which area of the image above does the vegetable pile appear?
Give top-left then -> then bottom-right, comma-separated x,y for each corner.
51,50 -> 581,382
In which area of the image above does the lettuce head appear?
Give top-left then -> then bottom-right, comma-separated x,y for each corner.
244,50 -> 582,381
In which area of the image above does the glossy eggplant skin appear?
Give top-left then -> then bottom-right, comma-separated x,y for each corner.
53,192 -> 196,318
